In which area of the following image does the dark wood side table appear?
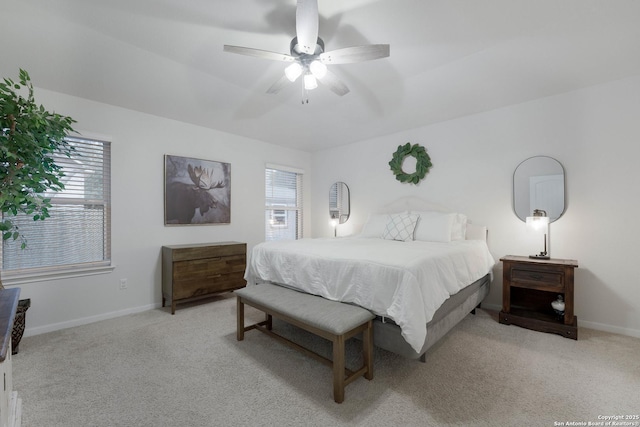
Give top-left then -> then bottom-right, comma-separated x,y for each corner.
499,255 -> 578,339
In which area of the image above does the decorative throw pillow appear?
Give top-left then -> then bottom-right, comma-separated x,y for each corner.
413,211 -> 454,243
382,212 -> 419,242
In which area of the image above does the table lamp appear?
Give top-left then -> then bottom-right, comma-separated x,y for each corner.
526,209 -> 550,259
330,213 -> 338,237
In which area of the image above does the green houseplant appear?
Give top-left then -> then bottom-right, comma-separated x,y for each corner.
0,69 -> 76,249
1,69 -> 76,354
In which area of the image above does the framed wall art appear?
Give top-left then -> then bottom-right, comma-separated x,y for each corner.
164,155 -> 231,225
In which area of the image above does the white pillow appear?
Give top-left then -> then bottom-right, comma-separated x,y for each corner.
360,213 -> 389,238
382,212 -> 419,242
465,223 -> 487,241
451,213 -> 468,241
413,211 -> 455,243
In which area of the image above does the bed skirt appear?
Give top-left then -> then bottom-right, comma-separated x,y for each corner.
372,274 -> 491,360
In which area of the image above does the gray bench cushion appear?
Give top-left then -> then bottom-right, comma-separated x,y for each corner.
235,283 -> 374,335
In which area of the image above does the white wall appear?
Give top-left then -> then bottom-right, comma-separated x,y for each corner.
6,76 -> 640,340
7,89 -> 312,336
311,75 -> 640,338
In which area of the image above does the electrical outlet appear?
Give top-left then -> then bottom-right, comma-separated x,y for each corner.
119,278 -> 128,290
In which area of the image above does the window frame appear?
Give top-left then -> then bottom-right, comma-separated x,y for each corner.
265,164 -> 303,241
0,135 -> 113,285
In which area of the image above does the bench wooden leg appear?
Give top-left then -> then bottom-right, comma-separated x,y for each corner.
333,334 -> 346,404
266,313 -> 272,331
363,320 -> 373,380
237,297 -> 245,341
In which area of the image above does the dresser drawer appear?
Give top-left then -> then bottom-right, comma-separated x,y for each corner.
173,272 -> 245,300
171,243 -> 245,261
173,254 -> 245,281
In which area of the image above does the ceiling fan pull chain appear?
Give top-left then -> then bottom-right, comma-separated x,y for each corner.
301,80 -> 309,104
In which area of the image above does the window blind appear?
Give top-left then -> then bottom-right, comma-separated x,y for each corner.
1,136 -> 111,277
265,166 -> 303,241
329,182 -> 343,220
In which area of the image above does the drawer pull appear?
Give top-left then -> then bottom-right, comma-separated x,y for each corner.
530,274 -> 543,280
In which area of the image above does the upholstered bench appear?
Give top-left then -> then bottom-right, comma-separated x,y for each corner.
235,283 -> 375,403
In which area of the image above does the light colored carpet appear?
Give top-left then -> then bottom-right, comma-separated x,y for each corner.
13,294 -> 640,427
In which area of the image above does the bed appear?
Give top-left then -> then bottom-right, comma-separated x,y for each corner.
244,200 -> 496,361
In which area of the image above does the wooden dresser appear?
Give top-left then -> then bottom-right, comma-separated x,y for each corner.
499,255 -> 578,339
162,242 -> 247,314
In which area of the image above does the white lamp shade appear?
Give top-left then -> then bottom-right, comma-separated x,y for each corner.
526,215 -> 549,231
309,60 -> 327,79
285,63 -> 303,82
303,73 -> 318,90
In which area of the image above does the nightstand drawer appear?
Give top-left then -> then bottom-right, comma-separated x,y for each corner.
511,268 -> 563,291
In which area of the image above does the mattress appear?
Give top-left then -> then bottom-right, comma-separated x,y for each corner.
245,237 -> 495,353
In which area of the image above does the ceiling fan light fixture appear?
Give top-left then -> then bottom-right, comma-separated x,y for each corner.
223,0 -> 389,100
285,62 -> 303,82
309,60 -> 327,79
304,73 -> 318,90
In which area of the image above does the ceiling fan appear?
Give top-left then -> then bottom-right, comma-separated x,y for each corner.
223,0 -> 390,103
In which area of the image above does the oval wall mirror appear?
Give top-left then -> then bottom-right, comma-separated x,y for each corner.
513,156 -> 566,223
329,182 -> 350,224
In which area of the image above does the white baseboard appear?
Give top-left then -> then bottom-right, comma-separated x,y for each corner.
578,319 -> 640,339
21,301 -> 640,341
23,303 -> 162,338
480,303 -> 640,339
481,303 -> 501,312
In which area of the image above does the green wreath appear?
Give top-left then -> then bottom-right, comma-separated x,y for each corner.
389,143 -> 432,184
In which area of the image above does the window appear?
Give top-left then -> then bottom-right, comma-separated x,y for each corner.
265,165 -> 303,241
269,209 -> 288,228
329,183 -> 340,221
1,136 -> 111,282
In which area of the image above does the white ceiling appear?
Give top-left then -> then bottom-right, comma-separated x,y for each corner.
3,0 -> 640,152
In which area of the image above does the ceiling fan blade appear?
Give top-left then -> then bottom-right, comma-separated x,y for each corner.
295,0 -> 319,54
266,75 -> 291,95
320,44 -> 390,64
317,70 -> 350,96
223,45 -> 295,62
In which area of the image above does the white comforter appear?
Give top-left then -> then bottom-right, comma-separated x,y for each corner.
244,237 -> 495,353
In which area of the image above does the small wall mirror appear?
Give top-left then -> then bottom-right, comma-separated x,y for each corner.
329,182 -> 350,224
513,156 -> 565,222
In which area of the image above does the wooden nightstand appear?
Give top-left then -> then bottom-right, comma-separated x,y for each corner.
499,255 -> 578,339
